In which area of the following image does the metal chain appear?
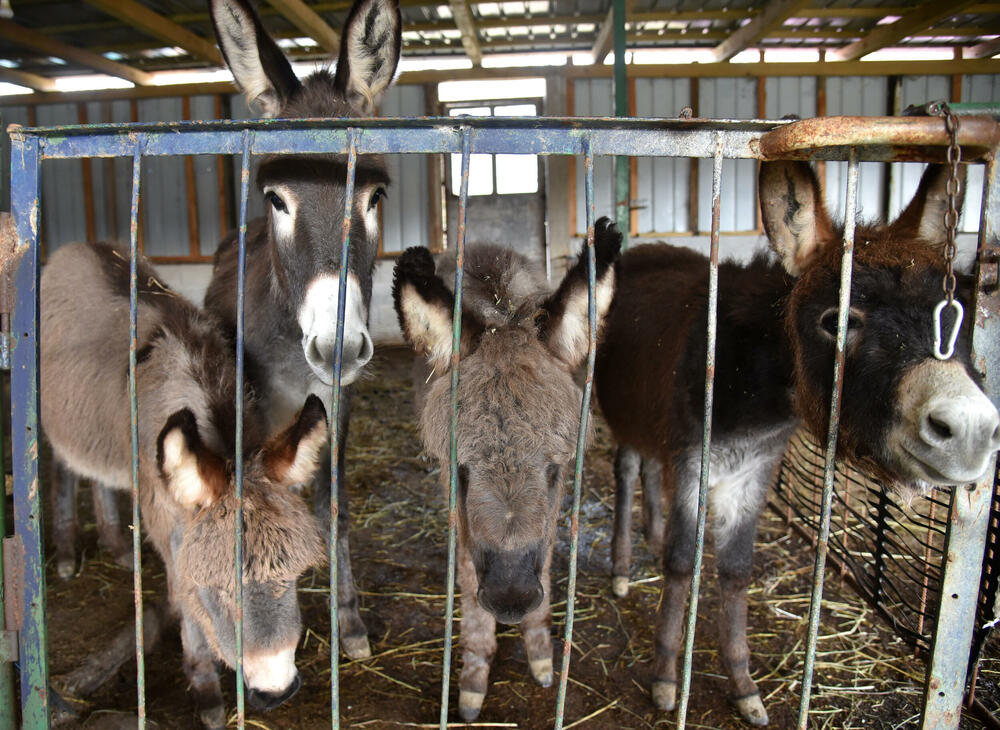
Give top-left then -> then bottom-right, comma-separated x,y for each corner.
929,101 -> 964,360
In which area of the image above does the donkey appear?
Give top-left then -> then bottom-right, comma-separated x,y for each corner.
595,162 -> 1000,726
41,242 -> 328,728
392,225 -> 620,720
203,0 -> 401,660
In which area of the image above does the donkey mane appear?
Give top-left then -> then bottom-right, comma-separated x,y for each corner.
437,244 -> 549,329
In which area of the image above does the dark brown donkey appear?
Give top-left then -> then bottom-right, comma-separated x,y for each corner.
392,224 -> 621,720
203,0 -> 401,660
596,162 -> 1000,726
41,242 -> 328,728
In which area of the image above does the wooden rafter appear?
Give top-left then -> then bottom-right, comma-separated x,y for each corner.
591,7 -> 615,63
449,0 -> 482,65
82,0 -> 222,65
827,0 -> 983,61
965,36 -> 1000,58
711,0 -> 812,62
265,0 -> 340,54
0,67 -> 56,92
0,19 -> 152,85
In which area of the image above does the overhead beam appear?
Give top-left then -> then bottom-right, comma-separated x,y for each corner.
265,0 -> 340,54
0,19 -> 152,85
591,7 -> 615,63
449,0 -> 482,65
965,36 -> 1000,58
0,68 -> 56,92
827,0 -> 983,61
711,0 -> 811,62
82,0 -> 222,65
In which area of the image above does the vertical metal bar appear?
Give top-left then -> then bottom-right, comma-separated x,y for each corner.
0,340 -> 13,730
613,0 -> 629,249
676,136 -> 723,730
797,149 -> 860,728
9,131 -> 43,729
127,135 -> 147,730
920,157 -> 1000,728
553,139 -> 597,730
439,125 -> 471,730
233,129 -> 253,730
330,127 -> 359,730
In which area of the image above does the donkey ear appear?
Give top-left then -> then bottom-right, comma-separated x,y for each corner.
157,409 -> 227,509
538,217 -> 621,369
891,163 -> 967,245
333,0 -> 402,114
263,394 -> 329,487
393,247 -> 455,373
759,161 -> 835,276
209,0 -> 301,118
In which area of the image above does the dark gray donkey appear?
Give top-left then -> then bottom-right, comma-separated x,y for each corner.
41,242 -> 329,728
596,162 -> 1000,725
203,0 -> 401,660
392,224 -> 621,720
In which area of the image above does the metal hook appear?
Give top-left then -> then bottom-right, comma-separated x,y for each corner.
932,298 -> 964,360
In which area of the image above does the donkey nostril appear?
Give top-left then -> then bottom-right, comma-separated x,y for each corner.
927,414 -> 953,441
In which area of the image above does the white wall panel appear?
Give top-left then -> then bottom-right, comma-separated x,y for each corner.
380,85 -> 429,252
699,78 -> 757,232
634,78 -> 690,233
36,104 -> 87,252
572,79 -> 614,234
765,76 -> 816,120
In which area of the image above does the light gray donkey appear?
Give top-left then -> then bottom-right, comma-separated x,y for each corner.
41,242 -> 328,728
392,222 -> 621,720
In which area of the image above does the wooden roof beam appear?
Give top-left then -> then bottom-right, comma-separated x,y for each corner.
0,18 -> 152,85
82,0 -> 222,65
827,0 -> 983,61
590,6 -> 615,63
964,36 -> 1000,58
264,0 -> 341,54
711,0 -> 811,62
449,0 -> 482,65
0,67 -> 56,92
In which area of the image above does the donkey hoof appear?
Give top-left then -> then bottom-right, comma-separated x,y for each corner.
733,694 -> 768,726
198,704 -> 226,730
57,559 -> 76,580
651,680 -> 677,711
529,657 -> 553,687
341,634 -> 371,660
458,690 -> 485,721
611,575 -> 629,598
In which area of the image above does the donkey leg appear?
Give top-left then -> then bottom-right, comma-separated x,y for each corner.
652,463 -> 698,713
520,549 -> 553,687
458,542 -> 496,721
51,461 -> 79,580
180,615 -> 226,730
641,456 -> 666,555
611,444 -> 641,597
91,483 -> 132,569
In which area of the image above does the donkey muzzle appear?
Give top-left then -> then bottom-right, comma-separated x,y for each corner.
298,271 -> 374,386
247,672 -> 302,711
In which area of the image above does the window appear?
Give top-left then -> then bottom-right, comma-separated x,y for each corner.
448,102 -> 539,196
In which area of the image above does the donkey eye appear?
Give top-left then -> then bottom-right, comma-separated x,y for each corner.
819,308 -> 864,339
265,190 -> 288,213
368,187 -> 386,210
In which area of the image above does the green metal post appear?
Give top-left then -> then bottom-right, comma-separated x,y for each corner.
613,0 -> 629,248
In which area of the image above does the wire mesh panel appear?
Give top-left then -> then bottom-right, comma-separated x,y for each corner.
2,114 -> 998,730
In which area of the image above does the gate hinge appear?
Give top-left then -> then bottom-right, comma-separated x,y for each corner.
3,535 -> 25,638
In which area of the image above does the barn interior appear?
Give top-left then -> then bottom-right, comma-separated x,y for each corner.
0,0 -> 998,728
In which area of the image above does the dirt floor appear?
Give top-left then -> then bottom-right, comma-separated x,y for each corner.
26,347 -> 1000,728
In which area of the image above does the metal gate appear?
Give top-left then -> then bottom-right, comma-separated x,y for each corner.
0,112 -> 997,729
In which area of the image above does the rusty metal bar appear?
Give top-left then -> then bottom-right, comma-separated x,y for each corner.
920,154 -> 1000,728
330,127 -> 359,730
233,129 -> 253,730
127,135 -> 147,730
676,136 -> 724,730
797,149 -> 860,728
440,125 -> 471,729
10,130 -> 46,729
554,138 -> 596,730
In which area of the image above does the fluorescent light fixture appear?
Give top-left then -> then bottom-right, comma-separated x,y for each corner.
150,68 -> 234,86
53,74 -> 134,91
730,49 -> 761,63
436,4 -> 452,18
0,82 -> 31,96
877,15 -> 902,26
862,46 -> 955,61
763,47 -> 821,62
438,77 -> 546,102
